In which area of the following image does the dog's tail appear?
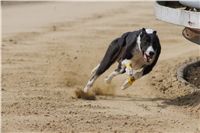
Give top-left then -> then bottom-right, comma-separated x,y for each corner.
95,33 -> 129,76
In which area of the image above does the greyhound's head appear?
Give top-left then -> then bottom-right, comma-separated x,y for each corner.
137,28 -> 158,63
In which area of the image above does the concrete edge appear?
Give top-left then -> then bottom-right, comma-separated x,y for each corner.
177,60 -> 200,92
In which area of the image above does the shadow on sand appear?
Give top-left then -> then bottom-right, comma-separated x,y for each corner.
163,91 -> 200,107
97,94 -> 168,102
97,91 -> 200,108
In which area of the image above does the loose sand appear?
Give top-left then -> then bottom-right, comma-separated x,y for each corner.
2,2 -> 200,132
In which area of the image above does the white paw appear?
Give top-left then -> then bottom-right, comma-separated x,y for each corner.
83,86 -> 89,93
104,77 -> 111,84
121,80 -> 131,90
121,85 -> 128,90
121,84 -> 130,90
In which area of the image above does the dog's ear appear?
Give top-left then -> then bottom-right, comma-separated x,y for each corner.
142,28 -> 146,33
140,28 -> 147,37
153,31 -> 157,34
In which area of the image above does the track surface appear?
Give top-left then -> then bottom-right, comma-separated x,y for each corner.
2,2 -> 200,132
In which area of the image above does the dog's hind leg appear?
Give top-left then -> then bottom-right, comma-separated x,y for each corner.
83,36 -> 124,93
105,71 -> 120,84
83,74 -> 99,93
105,63 -> 125,84
84,60 -> 113,93
91,64 -> 100,75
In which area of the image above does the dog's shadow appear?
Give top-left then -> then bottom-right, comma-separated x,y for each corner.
163,91 -> 200,107
98,94 -> 167,102
97,91 -> 200,108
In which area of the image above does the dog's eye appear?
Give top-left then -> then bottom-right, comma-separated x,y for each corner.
145,36 -> 151,42
146,38 -> 150,43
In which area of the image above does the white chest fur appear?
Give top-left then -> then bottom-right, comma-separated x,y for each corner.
131,48 -> 145,69
131,46 -> 152,70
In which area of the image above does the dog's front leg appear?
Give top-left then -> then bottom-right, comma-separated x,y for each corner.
122,59 -> 134,76
121,76 -> 135,90
120,59 -> 134,90
121,70 -> 143,90
121,59 -> 144,90
121,59 -> 133,76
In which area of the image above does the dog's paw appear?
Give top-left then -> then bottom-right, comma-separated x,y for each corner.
104,77 -> 112,84
83,86 -> 90,93
121,85 -> 128,90
121,83 -> 131,90
121,77 -> 135,90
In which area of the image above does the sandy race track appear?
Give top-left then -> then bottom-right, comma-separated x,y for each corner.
2,2 -> 200,132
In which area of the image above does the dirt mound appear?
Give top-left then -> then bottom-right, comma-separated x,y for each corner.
185,61 -> 200,89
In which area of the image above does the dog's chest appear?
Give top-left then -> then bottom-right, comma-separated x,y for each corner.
131,48 -> 148,69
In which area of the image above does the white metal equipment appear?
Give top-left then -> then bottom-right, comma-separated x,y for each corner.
155,1 -> 200,44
